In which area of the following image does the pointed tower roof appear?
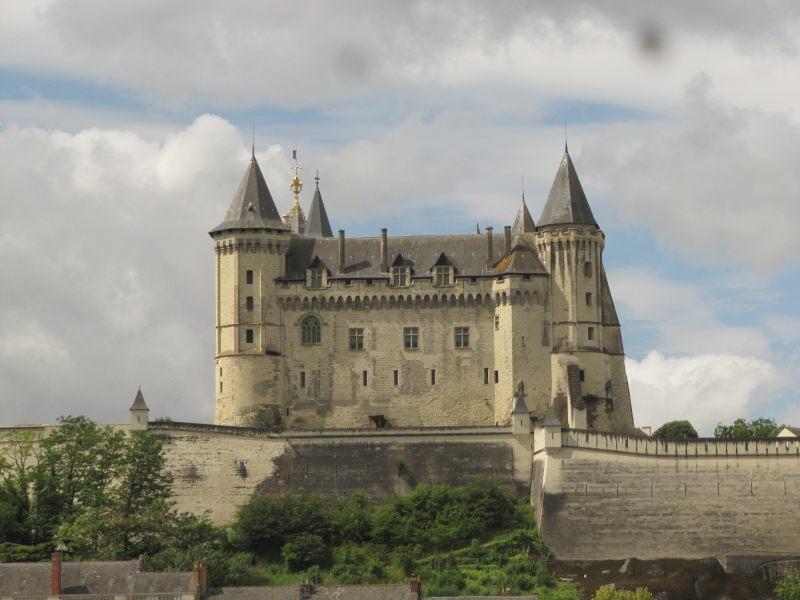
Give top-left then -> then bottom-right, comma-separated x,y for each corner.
129,387 -> 148,411
493,239 -> 547,275
305,177 -> 333,237
538,148 -> 598,228
512,197 -> 536,234
210,154 -> 288,235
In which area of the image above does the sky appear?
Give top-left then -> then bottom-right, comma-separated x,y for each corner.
1,0 -> 798,435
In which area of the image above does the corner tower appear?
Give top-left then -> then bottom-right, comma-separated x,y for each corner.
210,152 -> 291,427
535,147 -> 634,432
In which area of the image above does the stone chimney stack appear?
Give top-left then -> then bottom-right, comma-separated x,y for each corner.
485,226 -> 494,268
338,229 -> 346,274
504,225 -> 512,255
380,228 -> 388,273
51,551 -> 62,596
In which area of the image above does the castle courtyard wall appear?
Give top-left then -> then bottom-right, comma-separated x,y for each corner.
533,430 -> 800,562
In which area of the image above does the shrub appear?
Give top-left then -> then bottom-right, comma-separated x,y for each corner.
281,534 -> 327,571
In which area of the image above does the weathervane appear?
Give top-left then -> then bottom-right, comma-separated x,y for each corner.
290,149 -> 303,203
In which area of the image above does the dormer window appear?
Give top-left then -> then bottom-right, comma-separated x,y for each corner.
392,266 -> 409,287
434,266 -> 452,287
305,256 -> 328,289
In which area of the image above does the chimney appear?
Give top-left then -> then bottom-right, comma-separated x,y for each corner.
380,228 -> 388,273
51,551 -> 62,595
338,229 -> 346,274
192,559 -> 208,596
504,225 -> 512,255
485,226 -> 494,268
409,576 -> 421,599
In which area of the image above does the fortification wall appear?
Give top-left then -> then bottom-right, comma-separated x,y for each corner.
152,423 -> 530,523
533,429 -> 800,562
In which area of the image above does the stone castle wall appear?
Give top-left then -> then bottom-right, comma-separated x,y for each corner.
149,423 -> 531,523
533,429 -> 800,562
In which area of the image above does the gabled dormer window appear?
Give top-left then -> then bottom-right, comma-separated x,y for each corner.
434,265 -> 452,287
390,254 -> 413,287
432,253 -> 454,287
306,256 -> 328,289
392,266 -> 409,287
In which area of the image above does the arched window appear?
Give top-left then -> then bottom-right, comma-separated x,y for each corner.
301,316 -> 321,344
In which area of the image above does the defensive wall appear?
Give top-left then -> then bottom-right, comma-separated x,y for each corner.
148,422 -> 532,523
532,427 -> 800,568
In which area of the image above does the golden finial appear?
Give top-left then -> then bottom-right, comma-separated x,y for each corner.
290,149 -> 303,202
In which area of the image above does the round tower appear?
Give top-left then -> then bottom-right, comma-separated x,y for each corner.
534,146 -> 634,432
210,151 -> 291,428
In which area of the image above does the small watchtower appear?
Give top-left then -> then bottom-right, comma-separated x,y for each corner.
129,387 -> 149,430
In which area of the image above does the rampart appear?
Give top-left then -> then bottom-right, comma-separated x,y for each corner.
149,423 -> 532,523
533,428 -> 800,566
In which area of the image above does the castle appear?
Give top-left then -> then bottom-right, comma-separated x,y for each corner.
210,147 -> 634,433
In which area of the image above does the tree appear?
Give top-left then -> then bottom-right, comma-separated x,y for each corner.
592,585 -> 653,600
714,417 -> 783,439
651,420 -> 698,439
776,568 -> 800,600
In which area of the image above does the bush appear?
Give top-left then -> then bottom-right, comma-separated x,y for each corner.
776,567 -> 800,600
281,534 -> 327,571
651,420 -> 698,439
592,585 -> 653,600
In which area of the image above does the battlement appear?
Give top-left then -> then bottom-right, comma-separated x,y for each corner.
557,428 -> 800,458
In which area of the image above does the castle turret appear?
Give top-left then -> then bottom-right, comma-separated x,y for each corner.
305,173 -> 333,238
210,152 -> 291,427
535,146 -> 634,432
129,387 -> 149,430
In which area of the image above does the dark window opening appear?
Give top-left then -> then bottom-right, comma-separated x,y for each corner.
584,261 -> 592,277
586,292 -> 592,306
588,326 -> 595,340
300,371 -> 306,388
246,270 -> 254,284
431,369 -> 436,385
245,329 -> 253,343
393,370 -> 399,386
483,368 -> 489,385
301,316 -> 321,344
494,370 -> 499,384
579,369 -> 585,382
455,326 -> 470,348
363,370 -> 368,386
404,327 -> 419,349
349,328 -> 364,350
246,296 -> 254,311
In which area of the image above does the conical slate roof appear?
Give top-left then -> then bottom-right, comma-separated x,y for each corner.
129,388 -> 148,411
305,182 -> 333,237
538,149 -> 598,228
210,154 -> 288,235
512,197 -> 535,234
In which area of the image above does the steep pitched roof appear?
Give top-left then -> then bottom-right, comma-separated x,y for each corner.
305,182 -> 334,237
493,241 -> 547,275
600,267 -> 620,327
210,154 -> 288,235
538,149 -> 598,228
130,388 -> 148,411
511,197 -> 535,234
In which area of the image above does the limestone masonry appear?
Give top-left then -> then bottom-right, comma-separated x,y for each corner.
210,148 -> 634,432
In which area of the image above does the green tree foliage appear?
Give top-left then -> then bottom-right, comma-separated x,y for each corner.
651,420 -> 698,439
592,585 -> 653,600
714,417 -> 784,438
776,568 -> 800,600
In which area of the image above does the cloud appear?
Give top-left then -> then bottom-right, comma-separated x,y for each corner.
1,2 -> 799,115
584,77 -> 800,272
627,351 -> 779,436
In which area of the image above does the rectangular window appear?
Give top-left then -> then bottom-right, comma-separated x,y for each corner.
393,370 -> 399,386
434,266 -> 451,287
588,326 -> 595,340
521,335 -> 526,347
246,270 -> 254,284
454,326 -> 470,348
349,328 -> 364,350
495,315 -> 500,330
219,381 -> 222,392
579,369 -> 585,382
245,329 -> 254,343
309,269 -> 323,289
483,368 -> 489,385
431,369 -> 436,385
363,370 -> 368,386
300,371 -> 306,388
391,266 -> 408,287
585,292 -> 592,306
403,327 -> 419,349
494,370 -> 499,384
584,261 -> 592,278
246,296 -> 254,311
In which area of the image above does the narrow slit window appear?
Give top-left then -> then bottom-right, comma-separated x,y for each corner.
483,368 -> 489,385
585,292 -> 592,306
300,371 -> 306,388
393,370 -> 399,386
584,261 -> 592,278
363,370 -> 368,386
494,315 -> 500,330
579,369 -> 585,382
494,370 -> 499,384
245,329 -> 254,343
246,270 -> 254,284
431,369 -> 436,385
588,326 -> 595,341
